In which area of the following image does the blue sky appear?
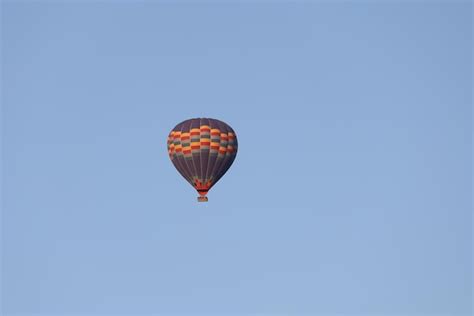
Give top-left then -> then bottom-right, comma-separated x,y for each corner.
2,1 -> 472,315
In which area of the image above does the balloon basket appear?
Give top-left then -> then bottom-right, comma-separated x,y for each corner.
197,196 -> 208,202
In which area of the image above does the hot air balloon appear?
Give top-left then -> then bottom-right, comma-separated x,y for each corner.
167,118 -> 238,202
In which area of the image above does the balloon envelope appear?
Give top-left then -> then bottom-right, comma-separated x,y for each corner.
167,118 -> 238,202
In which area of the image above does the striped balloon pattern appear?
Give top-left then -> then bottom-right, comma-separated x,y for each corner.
167,118 -> 238,201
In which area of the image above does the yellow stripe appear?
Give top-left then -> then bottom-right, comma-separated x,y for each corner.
200,138 -> 211,143
200,125 -> 210,129
190,128 -> 200,133
191,142 -> 200,146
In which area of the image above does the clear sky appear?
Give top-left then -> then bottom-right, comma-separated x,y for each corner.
2,1 -> 472,315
